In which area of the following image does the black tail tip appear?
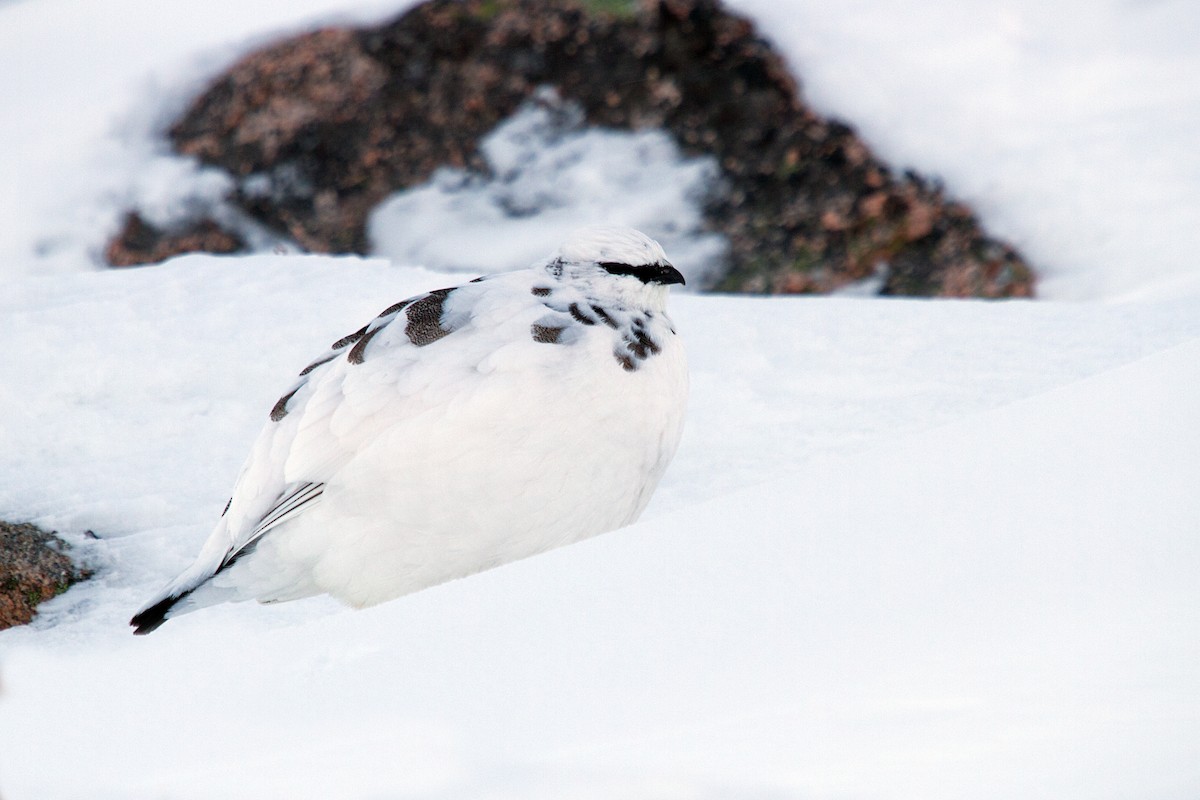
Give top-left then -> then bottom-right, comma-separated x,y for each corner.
130,596 -> 179,635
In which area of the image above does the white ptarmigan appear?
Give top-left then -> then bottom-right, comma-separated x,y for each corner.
131,226 -> 687,633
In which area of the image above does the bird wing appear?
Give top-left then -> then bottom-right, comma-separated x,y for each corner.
216,273 -> 543,558
133,275 -> 551,631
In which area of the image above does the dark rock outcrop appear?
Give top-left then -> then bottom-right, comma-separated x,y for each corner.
0,521 -> 89,630
126,0 -> 1033,297
105,212 -> 246,267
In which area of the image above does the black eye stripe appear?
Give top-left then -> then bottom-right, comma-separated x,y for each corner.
599,261 -> 651,279
598,261 -> 685,286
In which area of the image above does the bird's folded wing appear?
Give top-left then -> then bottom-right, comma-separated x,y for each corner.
217,282 -> 513,556
248,481 -> 325,540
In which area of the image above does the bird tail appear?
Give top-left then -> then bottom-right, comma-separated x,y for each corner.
129,519 -> 237,635
129,591 -> 189,635
129,558 -> 223,634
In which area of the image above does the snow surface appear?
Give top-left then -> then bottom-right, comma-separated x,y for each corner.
2,0 -> 1200,797
2,256 -> 1198,799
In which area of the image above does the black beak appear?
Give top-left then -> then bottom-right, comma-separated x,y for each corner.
653,264 -> 686,286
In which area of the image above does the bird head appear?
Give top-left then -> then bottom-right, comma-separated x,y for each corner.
550,227 -> 686,304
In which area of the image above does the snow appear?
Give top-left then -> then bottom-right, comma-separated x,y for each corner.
1,0 -> 1199,797
369,91 -> 728,287
3,257 -> 1198,798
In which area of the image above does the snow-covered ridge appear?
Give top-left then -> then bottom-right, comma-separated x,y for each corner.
2,252 -> 1199,796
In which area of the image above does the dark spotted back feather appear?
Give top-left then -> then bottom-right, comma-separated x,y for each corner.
270,287 -> 460,422
272,275 -> 673,423
405,288 -> 456,347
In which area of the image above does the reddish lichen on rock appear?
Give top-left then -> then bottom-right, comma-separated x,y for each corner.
106,212 -> 245,267
0,521 -> 88,630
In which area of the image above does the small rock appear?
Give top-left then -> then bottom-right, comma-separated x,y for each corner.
0,521 -> 89,630
106,212 -> 245,267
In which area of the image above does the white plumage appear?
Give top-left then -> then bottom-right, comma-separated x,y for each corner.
132,226 -> 688,633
